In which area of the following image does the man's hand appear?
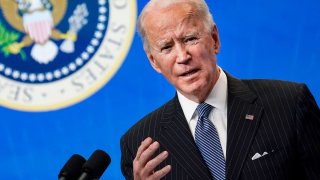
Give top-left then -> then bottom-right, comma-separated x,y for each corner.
133,137 -> 171,180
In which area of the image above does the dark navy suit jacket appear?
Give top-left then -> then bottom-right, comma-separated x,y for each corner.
121,73 -> 320,180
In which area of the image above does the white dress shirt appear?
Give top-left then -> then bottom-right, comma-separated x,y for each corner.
177,68 -> 228,158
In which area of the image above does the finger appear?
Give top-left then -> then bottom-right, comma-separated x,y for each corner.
138,141 -> 160,166
135,137 -> 153,160
144,151 -> 169,173
152,165 -> 172,179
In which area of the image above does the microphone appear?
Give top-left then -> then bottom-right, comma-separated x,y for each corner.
78,150 -> 111,180
58,154 -> 86,180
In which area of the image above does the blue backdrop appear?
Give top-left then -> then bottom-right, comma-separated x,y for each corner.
0,0 -> 319,179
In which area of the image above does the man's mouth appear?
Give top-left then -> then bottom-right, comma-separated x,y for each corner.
180,69 -> 199,77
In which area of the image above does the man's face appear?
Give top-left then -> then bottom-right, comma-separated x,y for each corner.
143,3 -> 220,102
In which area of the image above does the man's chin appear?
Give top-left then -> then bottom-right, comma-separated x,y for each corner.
178,85 -> 203,97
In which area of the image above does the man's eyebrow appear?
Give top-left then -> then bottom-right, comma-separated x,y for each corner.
184,31 -> 199,37
157,39 -> 172,47
177,32 -> 199,41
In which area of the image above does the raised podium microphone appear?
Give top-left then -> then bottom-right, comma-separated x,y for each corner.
58,154 -> 86,180
78,150 -> 111,180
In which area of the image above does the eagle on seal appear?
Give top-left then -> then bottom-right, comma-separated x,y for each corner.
0,0 -> 78,64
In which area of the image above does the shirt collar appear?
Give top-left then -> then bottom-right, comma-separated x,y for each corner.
177,68 -> 228,122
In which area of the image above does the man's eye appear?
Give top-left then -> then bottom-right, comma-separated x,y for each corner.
185,37 -> 198,44
161,45 -> 172,52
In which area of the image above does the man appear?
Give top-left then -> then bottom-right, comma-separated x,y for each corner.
120,0 -> 320,179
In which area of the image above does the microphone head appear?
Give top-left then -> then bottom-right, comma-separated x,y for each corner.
59,154 -> 86,179
82,149 -> 111,179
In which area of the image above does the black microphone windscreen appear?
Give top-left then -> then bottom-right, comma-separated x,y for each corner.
58,154 -> 86,179
82,150 -> 111,179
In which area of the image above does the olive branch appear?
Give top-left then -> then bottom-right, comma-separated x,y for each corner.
0,20 -> 26,60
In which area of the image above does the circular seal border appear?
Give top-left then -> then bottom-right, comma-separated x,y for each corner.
0,0 -> 137,111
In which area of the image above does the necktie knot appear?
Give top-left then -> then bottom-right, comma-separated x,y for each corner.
196,103 -> 213,119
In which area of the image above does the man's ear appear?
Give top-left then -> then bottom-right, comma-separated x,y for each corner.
211,25 -> 221,54
147,52 -> 162,73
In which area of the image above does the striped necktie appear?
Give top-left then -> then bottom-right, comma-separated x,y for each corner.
195,103 -> 225,180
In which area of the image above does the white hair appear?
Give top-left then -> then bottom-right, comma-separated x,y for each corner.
137,0 -> 215,51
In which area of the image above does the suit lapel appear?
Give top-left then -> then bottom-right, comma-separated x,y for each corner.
225,74 -> 264,180
157,73 -> 264,179
159,97 -> 212,180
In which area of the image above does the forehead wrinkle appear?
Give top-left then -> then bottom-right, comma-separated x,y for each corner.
172,4 -> 200,37
155,15 -> 196,46
175,14 -> 195,37
144,2 -> 201,48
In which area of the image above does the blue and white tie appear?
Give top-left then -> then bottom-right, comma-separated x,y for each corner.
195,103 -> 225,180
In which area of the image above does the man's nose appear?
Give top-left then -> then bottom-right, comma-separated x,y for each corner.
176,45 -> 191,64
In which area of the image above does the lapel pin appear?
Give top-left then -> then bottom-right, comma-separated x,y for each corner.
245,114 -> 254,120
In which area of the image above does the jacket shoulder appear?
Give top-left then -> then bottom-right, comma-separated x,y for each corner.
243,79 -> 306,97
243,79 -> 303,89
242,79 -> 315,109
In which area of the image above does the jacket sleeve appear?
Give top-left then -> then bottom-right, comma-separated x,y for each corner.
120,136 -> 134,180
295,84 -> 320,179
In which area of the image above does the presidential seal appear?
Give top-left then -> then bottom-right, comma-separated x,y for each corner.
0,0 -> 136,111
